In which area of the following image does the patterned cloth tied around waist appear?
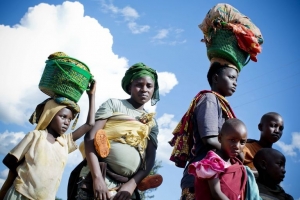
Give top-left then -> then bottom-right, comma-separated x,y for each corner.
101,112 -> 155,156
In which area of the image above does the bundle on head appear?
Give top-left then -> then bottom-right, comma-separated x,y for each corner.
199,3 -> 263,72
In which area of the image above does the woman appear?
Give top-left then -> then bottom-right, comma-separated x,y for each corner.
169,3 -> 263,200
70,63 -> 161,200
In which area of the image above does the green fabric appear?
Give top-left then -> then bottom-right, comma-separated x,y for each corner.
121,62 -> 160,106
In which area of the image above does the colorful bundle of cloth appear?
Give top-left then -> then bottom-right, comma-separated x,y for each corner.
199,3 -> 263,71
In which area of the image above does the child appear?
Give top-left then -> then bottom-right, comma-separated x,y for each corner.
253,148 -> 294,200
0,81 -> 96,200
188,118 -> 248,200
243,112 -> 284,175
70,63 -> 162,200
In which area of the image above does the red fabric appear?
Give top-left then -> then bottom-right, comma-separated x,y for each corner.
228,23 -> 262,62
194,158 -> 247,200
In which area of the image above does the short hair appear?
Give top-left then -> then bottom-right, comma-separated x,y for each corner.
260,112 -> 282,124
207,62 -> 231,86
253,148 -> 285,172
221,118 -> 246,134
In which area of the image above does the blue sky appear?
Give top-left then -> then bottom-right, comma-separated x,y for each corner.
0,0 -> 300,199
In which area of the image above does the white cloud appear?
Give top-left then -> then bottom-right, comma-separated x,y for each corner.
276,132 -> 300,157
156,113 -> 178,162
169,39 -> 187,46
122,6 -> 139,21
157,72 -> 179,96
153,29 -> 169,40
127,22 -> 150,34
151,28 -> 186,45
0,131 -> 26,155
0,1 -> 131,126
0,0 -> 178,159
174,28 -> 184,35
101,1 -> 149,34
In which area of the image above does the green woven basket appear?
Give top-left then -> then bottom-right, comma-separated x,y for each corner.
206,29 -> 250,71
39,58 -> 92,103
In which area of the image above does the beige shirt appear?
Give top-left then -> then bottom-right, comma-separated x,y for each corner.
10,130 -> 77,200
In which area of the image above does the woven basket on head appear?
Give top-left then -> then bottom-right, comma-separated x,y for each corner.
39,54 -> 93,103
206,29 -> 250,71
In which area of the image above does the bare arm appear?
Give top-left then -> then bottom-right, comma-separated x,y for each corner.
208,178 -> 230,200
84,119 -> 109,199
1,155 -> 24,199
72,81 -> 96,141
202,136 -> 221,150
114,140 -> 157,200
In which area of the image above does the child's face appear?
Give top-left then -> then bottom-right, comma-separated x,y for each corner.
128,76 -> 155,105
260,114 -> 284,143
215,67 -> 238,97
219,125 -> 247,158
48,108 -> 73,135
265,152 -> 286,184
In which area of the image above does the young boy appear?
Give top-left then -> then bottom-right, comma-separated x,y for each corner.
253,148 -> 294,200
243,112 -> 284,175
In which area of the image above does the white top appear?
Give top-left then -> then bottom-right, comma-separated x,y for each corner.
10,130 -> 77,200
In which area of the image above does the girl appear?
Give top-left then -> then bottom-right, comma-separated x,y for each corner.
73,63 -> 161,200
0,81 -> 96,200
188,118 -> 248,200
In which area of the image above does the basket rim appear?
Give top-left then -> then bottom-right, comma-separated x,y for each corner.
45,59 -> 93,80
47,56 -> 90,72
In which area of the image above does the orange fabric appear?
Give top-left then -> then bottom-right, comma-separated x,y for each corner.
94,129 -> 110,158
243,141 -> 262,169
227,23 -> 262,62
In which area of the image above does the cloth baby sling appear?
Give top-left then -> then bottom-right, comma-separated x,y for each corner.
168,90 -> 236,168
67,113 -> 155,200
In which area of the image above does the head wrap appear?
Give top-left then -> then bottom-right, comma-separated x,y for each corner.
121,62 -> 159,106
29,97 -> 80,131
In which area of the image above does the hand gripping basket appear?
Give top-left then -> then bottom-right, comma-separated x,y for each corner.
206,29 -> 250,71
39,53 -> 93,103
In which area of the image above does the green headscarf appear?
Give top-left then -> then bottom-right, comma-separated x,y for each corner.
121,62 -> 159,106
